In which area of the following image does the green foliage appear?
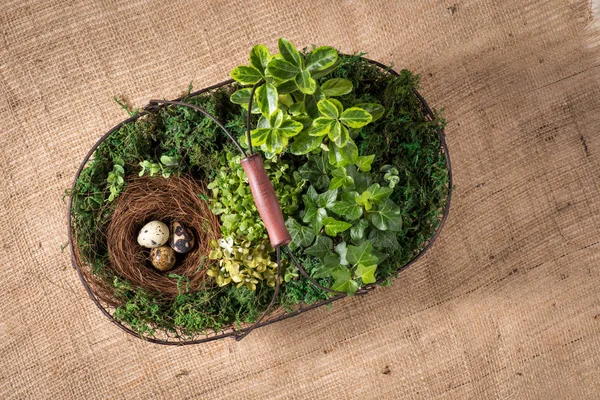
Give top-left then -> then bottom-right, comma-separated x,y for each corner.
206,152 -> 304,242
138,154 -> 182,178
70,44 -> 449,338
230,39 -> 377,161
284,157 -> 400,294
279,254 -> 331,311
381,165 -> 400,188
250,110 -> 304,156
285,217 -> 315,251
106,158 -> 125,202
207,238 -> 279,291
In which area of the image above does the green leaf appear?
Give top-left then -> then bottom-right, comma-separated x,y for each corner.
355,190 -> 372,211
356,155 -> 375,172
268,109 -> 284,128
290,130 -> 323,155
230,88 -> 260,114
265,130 -> 287,153
317,99 -> 340,119
267,58 -> 300,81
160,155 -> 179,166
305,236 -> 333,260
306,186 -> 320,203
368,229 -> 400,250
302,203 -> 327,233
332,192 -> 362,220
322,217 -> 352,236
305,46 -> 338,72
373,250 -> 389,264
276,79 -> 298,94
310,117 -> 334,137
321,78 -> 353,97
278,38 -> 302,67
251,116 -> 301,154
298,155 -> 330,190
334,125 -> 349,148
230,65 -> 262,85
367,183 -> 394,204
329,167 -> 354,191
354,103 -> 385,121
113,164 -> 125,174
285,218 -> 316,251
328,139 -> 358,167
334,242 -> 349,266
328,121 -> 342,144
295,69 -> 316,94
313,261 -> 338,279
252,125 -> 293,153
304,93 -> 320,119
249,44 -> 271,74
311,57 -> 341,79
288,101 -> 305,116
149,164 -> 161,176
328,98 -> 344,115
370,199 -> 402,231
293,115 -> 313,130
250,128 -> 272,146
347,164 -> 373,193
323,252 -> 340,267
279,93 -> 294,108
346,241 -> 378,267
256,83 -> 278,117
317,189 -> 338,209
355,264 -> 377,284
350,219 -> 369,242
385,175 -> 400,188
339,107 -> 373,128
331,267 -> 358,295
277,119 -> 303,136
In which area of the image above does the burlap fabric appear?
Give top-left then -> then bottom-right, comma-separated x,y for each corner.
1,0 -> 599,398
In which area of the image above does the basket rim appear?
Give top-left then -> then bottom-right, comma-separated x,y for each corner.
67,56 -> 453,345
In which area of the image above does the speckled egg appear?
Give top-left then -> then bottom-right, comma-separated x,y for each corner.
137,220 -> 169,248
169,221 -> 195,254
150,246 -> 177,271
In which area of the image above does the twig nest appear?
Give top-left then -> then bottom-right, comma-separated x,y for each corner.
170,221 -> 195,254
106,175 -> 221,297
150,246 -> 177,271
137,220 -> 169,248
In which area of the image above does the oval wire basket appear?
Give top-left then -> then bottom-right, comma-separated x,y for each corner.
68,58 -> 453,345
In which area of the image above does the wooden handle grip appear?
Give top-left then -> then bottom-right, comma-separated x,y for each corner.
241,154 -> 292,247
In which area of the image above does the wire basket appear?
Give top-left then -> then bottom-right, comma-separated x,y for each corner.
67,58 -> 453,345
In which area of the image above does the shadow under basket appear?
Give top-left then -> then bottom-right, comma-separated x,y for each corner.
68,58 -> 453,345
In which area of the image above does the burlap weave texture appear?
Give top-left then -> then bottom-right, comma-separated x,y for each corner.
1,0 -> 599,398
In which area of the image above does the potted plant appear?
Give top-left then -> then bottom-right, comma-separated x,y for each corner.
68,38 -> 451,344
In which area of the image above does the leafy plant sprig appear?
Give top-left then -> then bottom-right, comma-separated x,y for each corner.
207,238 -> 280,291
229,38 -> 383,168
107,157 -> 125,202
138,155 -> 181,178
381,165 -> 400,188
284,154 -> 403,295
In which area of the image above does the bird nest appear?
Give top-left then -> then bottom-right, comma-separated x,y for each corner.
80,175 -> 220,300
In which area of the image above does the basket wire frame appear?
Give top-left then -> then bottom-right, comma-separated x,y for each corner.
67,58 -> 453,345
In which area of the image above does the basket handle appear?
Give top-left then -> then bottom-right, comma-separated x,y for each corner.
241,154 -> 291,247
